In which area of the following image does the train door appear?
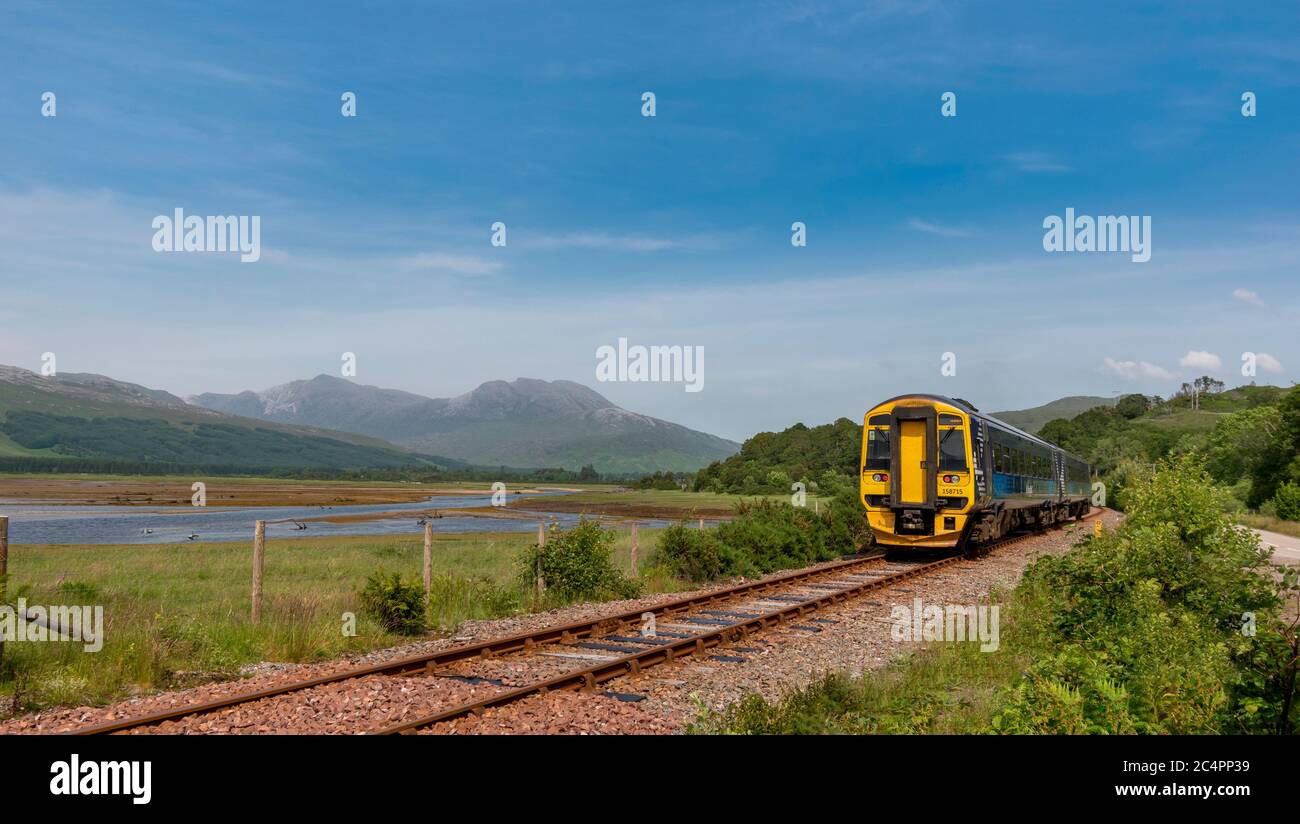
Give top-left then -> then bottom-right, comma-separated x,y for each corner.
898,420 -> 927,503
890,405 -> 936,509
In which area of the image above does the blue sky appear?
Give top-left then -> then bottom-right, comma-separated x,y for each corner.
1,1 -> 1298,441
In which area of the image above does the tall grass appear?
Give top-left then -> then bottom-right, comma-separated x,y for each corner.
1,526 -> 672,714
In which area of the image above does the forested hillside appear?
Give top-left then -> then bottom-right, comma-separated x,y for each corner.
1039,382 -> 1298,517
692,418 -> 861,494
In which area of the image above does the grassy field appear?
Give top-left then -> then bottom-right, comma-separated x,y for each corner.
0,525 -> 670,714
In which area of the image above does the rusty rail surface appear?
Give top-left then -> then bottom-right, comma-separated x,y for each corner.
375,553 -> 964,734
72,509 -> 1102,735
69,552 -> 891,734
376,510 -> 1104,734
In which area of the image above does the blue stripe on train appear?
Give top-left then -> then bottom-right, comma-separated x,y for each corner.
991,472 -> 1059,498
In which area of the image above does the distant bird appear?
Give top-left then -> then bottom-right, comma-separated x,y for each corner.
185,533 -> 198,541
293,521 -> 308,530
141,528 -> 154,535
416,518 -> 427,526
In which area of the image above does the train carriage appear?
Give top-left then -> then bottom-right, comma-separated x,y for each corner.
859,394 -> 1091,551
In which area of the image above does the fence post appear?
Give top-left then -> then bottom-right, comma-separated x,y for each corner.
0,516 -> 8,667
535,523 -> 546,599
630,522 -> 639,577
423,522 -> 433,596
699,518 -> 704,530
251,520 -> 265,623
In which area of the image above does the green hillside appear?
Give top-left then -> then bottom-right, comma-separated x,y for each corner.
0,368 -> 441,472
0,411 -> 429,470
692,418 -> 861,494
1037,383 -> 1296,512
990,395 -> 1117,433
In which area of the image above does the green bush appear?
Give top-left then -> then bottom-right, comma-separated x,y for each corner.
654,489 -> 872,583
654,522 -> 741,582
695,457 -> 1299,735
1273,482 -> 1300,521
520,518 -> 641,603
358,571 -> 427,635
1009,455 -> 1292,733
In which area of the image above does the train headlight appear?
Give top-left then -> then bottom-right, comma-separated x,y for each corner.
942,474 -> 959,483
871,473 -> 888,483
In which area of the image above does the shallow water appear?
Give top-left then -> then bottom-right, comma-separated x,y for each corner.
0,491 -> 667,545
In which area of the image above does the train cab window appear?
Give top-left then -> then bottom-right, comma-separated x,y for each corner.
868,414 -> 891,426
938,414 -> 963,426
938,428 -> 967,471
864,428 -> 890,470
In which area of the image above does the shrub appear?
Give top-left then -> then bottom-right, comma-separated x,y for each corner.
654,522 -> 741,582
358,571 -> 427,635
1273,482 -> 1300,521
520,518 -> 641,603
654,488 -> 872,583
1011,455 -> 1291,733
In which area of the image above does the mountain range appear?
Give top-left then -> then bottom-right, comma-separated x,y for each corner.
0,365 -> 738,474
192,375 -> 739,473
0,365 -> 437,471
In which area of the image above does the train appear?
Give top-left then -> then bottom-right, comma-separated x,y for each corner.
859,394 -> 1092,551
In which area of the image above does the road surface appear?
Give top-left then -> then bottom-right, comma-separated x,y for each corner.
1255,529 -> 1300,566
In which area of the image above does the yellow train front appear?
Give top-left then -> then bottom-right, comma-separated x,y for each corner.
859,394 -> 1091,551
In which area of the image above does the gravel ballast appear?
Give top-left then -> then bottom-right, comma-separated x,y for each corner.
1,513 -> 1119,735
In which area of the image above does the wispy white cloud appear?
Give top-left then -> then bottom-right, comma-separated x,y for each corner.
1003,151 -> 1071,173
1256,352 -> 1284,374
1102,357 -> 1177,381
1232,287 -> 1266,307
528,231 -> 725,253
907,218 -> 974,238
395,252 -> 502,275
1179,350 -> 1223,370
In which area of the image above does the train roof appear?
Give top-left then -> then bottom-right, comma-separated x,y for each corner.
871,393 -> 1089,466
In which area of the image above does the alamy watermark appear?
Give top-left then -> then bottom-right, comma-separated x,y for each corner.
890,597 -> 1000,652
50,755 -> 151,805
595,337 -> 704,392
1042,208 -> 1151,263
152,208 -> 261,262
1,600 -> 103,652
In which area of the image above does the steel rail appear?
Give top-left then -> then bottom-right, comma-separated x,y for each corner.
68,552 -> 890,734
72,509 -> 1102,735
375,554 -> 964,734
376,510 -> 1104,734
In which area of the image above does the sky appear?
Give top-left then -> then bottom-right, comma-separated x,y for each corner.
1,1 -> 1298,442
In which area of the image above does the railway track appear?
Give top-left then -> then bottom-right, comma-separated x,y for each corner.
68,510 -> 1102,735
